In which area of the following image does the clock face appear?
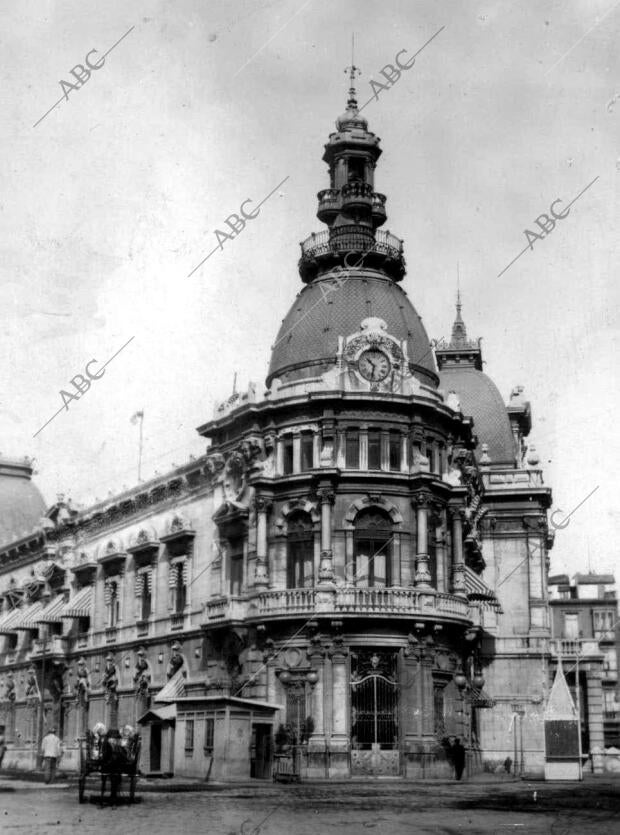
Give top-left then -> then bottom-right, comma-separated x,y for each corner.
358,349 -> 391,382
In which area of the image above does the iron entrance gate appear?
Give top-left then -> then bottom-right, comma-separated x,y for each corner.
350,651 -> 400,776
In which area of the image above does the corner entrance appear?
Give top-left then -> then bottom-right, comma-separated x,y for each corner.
350,650 -> 400,776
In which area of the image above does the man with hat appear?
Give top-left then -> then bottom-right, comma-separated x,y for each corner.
41,727 -> 62,783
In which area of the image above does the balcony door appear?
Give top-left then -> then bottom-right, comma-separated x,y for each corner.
353,510 -> 392,588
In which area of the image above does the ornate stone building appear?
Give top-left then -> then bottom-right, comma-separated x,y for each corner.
0,81 -> 556,779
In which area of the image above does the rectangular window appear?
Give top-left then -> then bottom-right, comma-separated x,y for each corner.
563,613 -> 579,639
141,585 -> 152,621
175,572 -> 187,614
300,433 -> 314,471
185,719 -> 194,754
593,609 -> 615,639
204,717 -> 215,755
229,537 -> 244,596
345,431 -> 360,469
368,430 -> 381,470
354,537 -> 391,588
282,437 -> 294,475
389,432 -> 401,471
287,539 -> 314,588
427,444 -> 435,472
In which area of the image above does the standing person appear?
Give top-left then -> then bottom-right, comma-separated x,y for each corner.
0,728 -> 6,769
452,738 -> 466,781
41,727 -> 62,784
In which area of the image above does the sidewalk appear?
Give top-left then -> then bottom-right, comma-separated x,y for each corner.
1,767 -> 616,794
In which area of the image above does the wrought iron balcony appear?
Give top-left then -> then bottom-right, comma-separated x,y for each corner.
317,188 -> 341,222
298,226 -> 406,283
203,587 -> 470,626
341,181 -> 373,207
372,192 -> 387,224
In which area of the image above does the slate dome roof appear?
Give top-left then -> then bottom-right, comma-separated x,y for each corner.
268,272 -> 438,387
0,457 -> 46,547
439,366 -> 516,465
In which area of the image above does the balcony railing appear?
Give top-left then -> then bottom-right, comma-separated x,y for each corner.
482,469 -> 544,489
170,612 -> 185,630
298,227 -> 406,282
105,626 -> 118,644
341,181 -> 373,202
76,632 -> 89,649
29,636 -> 67,657
549,638 -> 603,657
203,587 -> 470,624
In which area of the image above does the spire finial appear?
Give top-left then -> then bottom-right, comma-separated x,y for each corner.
456,263 -> 462,318
344,33 -> 361,110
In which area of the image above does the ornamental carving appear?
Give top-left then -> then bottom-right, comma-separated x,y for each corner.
134,647 -> 151,697
167,642 -> 184,680
223,452 -> 247,502
102,655 -> 119,704
75,657 -> 91,706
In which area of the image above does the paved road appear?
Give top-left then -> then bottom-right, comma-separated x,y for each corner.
0,779 -> 619,834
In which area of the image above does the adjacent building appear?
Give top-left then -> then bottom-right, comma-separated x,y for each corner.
0,80 -> 560,780
548,573 -> 620,762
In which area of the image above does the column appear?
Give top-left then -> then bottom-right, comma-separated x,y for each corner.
307,643 -> 327,777
359,427 -> 368,471
435,509 -> 447,593
412,493 -> 432,587
317,485 -> 336,584
254,497 -> 272,588
292,432 -> 301,473
328,636 -> 349,777
450,508 -> 466,596
381,430 -> 389,471
276,438 -> 284,475
336,428 -> 346,469
586,671 -> 605,773
400,431 -> 409,473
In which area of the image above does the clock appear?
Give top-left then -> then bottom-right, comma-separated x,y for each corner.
358,348 -> 391,382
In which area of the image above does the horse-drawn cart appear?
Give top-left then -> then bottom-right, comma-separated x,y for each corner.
78,729 -> 141,804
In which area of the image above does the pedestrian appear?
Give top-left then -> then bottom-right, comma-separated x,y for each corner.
452,737 -> 466,781
41,727 -> 62,783
0,729 -> 6,769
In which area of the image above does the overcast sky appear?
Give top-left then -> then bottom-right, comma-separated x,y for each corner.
1,0 -> 618,578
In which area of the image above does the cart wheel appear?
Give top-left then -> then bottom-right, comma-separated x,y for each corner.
129,776 -> 136,803
78,776 -> 86,804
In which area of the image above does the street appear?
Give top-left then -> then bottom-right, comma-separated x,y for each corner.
0,778 -> 619,834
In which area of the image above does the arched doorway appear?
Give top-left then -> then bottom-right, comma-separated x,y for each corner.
350,650 -> 400,776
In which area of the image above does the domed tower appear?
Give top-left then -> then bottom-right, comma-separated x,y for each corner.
198,79 -> 552,781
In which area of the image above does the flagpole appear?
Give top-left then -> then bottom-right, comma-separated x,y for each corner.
138,411 -> 144,482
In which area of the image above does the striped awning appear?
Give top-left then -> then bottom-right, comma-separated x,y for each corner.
12,601 -> 44,630
60,586 -> 92,619
471,687 -> 496,708
37,595 -> 67,624
464,566 -> 502,611
0,606 -> 23,634
155,669 -> 186,703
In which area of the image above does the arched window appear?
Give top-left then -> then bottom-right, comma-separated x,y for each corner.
353,510 -> 393,588
287,512 -> 314,589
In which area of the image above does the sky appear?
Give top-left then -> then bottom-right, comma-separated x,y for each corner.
0,0 -> 618,578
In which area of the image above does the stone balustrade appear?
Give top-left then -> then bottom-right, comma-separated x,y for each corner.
549,638 -> 603,658
203,586 -> 471,625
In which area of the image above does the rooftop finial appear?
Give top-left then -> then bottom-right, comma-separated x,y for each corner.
456,262 -> 462,317
344,33 -> 361,110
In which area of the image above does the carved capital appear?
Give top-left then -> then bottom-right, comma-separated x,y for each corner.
317,487 -> 336,505
253,496 -> 273,515
412,491 -> 433,509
